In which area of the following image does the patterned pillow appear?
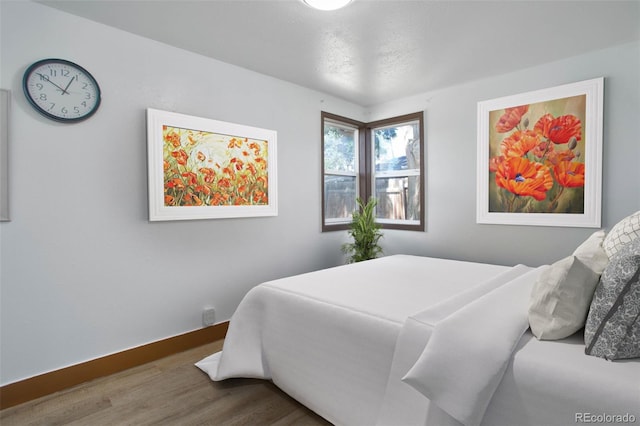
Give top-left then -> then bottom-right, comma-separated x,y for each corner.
584,237 -> 640,360
602,211 -> 640,259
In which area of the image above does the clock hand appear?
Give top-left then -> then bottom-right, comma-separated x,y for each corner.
35,73 -> 69,94
61,76 -> 75,95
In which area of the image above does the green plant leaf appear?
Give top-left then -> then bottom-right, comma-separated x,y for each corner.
342,197 -> 383,263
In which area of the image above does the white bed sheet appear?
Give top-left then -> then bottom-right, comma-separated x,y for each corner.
482,331 -> 640,426
197,255 -> 512,425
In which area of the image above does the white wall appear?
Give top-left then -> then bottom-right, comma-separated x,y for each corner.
369,41 -> 640,267
1,1 -> 639,386
0,1 -> 363,385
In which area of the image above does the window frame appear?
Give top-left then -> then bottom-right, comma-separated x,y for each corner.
321,111 -> 424,232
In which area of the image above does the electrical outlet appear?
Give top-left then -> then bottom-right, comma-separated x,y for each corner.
202,308 -> 216,327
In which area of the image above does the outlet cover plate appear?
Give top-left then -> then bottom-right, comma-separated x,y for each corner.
202,308 -> 216,326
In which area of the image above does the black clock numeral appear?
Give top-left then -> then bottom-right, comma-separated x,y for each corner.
74,107 -> 80,114
81,101 -> 87,107
49,69 -> 57,77
36,83 -> 43,90
82,83 -> 88,90
85,93 -> 92,100
61,69 -> 70,77
48,103 -> 55,111
39,93 -> 47,101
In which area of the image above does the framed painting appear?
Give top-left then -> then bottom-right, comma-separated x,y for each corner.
147,109 -> 277,221
0,89 -> 9,222
476,77 -> 603,227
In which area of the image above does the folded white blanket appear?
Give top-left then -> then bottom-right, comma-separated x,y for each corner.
402,266 -> 547,426
376,265 -> 533,426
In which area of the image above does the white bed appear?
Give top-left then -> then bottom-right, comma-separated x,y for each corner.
197,254 -> 640,426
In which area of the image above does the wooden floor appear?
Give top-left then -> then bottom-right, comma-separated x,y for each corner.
0,340 -> 331,425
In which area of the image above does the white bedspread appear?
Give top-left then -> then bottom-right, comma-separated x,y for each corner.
197,255 -> 513,425
402,266 -> 545,426
197,255 -> 640,426
375,264 -> 536,426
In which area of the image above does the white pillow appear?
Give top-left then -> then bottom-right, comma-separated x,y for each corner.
602,211 -> 640,259
529,255 -> 600,340
573,230 -> 609,275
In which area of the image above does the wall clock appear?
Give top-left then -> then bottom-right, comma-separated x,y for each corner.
22,58 -> 101,123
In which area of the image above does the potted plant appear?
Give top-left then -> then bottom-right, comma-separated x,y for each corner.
342,197 -> 383,263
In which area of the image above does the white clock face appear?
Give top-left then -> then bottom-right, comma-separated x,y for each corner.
23,59 -> 101,122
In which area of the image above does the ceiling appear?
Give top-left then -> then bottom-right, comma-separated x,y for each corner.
38,0 -> 640,107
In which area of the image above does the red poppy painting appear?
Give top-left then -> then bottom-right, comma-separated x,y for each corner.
161,127 -> 269,208
477,78 -> 603,227
147,109 -> 277,221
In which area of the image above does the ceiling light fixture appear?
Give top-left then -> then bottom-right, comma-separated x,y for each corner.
303,0 -> 353,11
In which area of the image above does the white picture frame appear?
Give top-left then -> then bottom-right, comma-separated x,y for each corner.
146,108 -> 277,221
477,78 -> 603,228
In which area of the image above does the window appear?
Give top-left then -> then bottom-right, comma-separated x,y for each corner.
322,111 -> 424,231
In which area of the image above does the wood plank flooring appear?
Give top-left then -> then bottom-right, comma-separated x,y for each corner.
0,340 -> 331,425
